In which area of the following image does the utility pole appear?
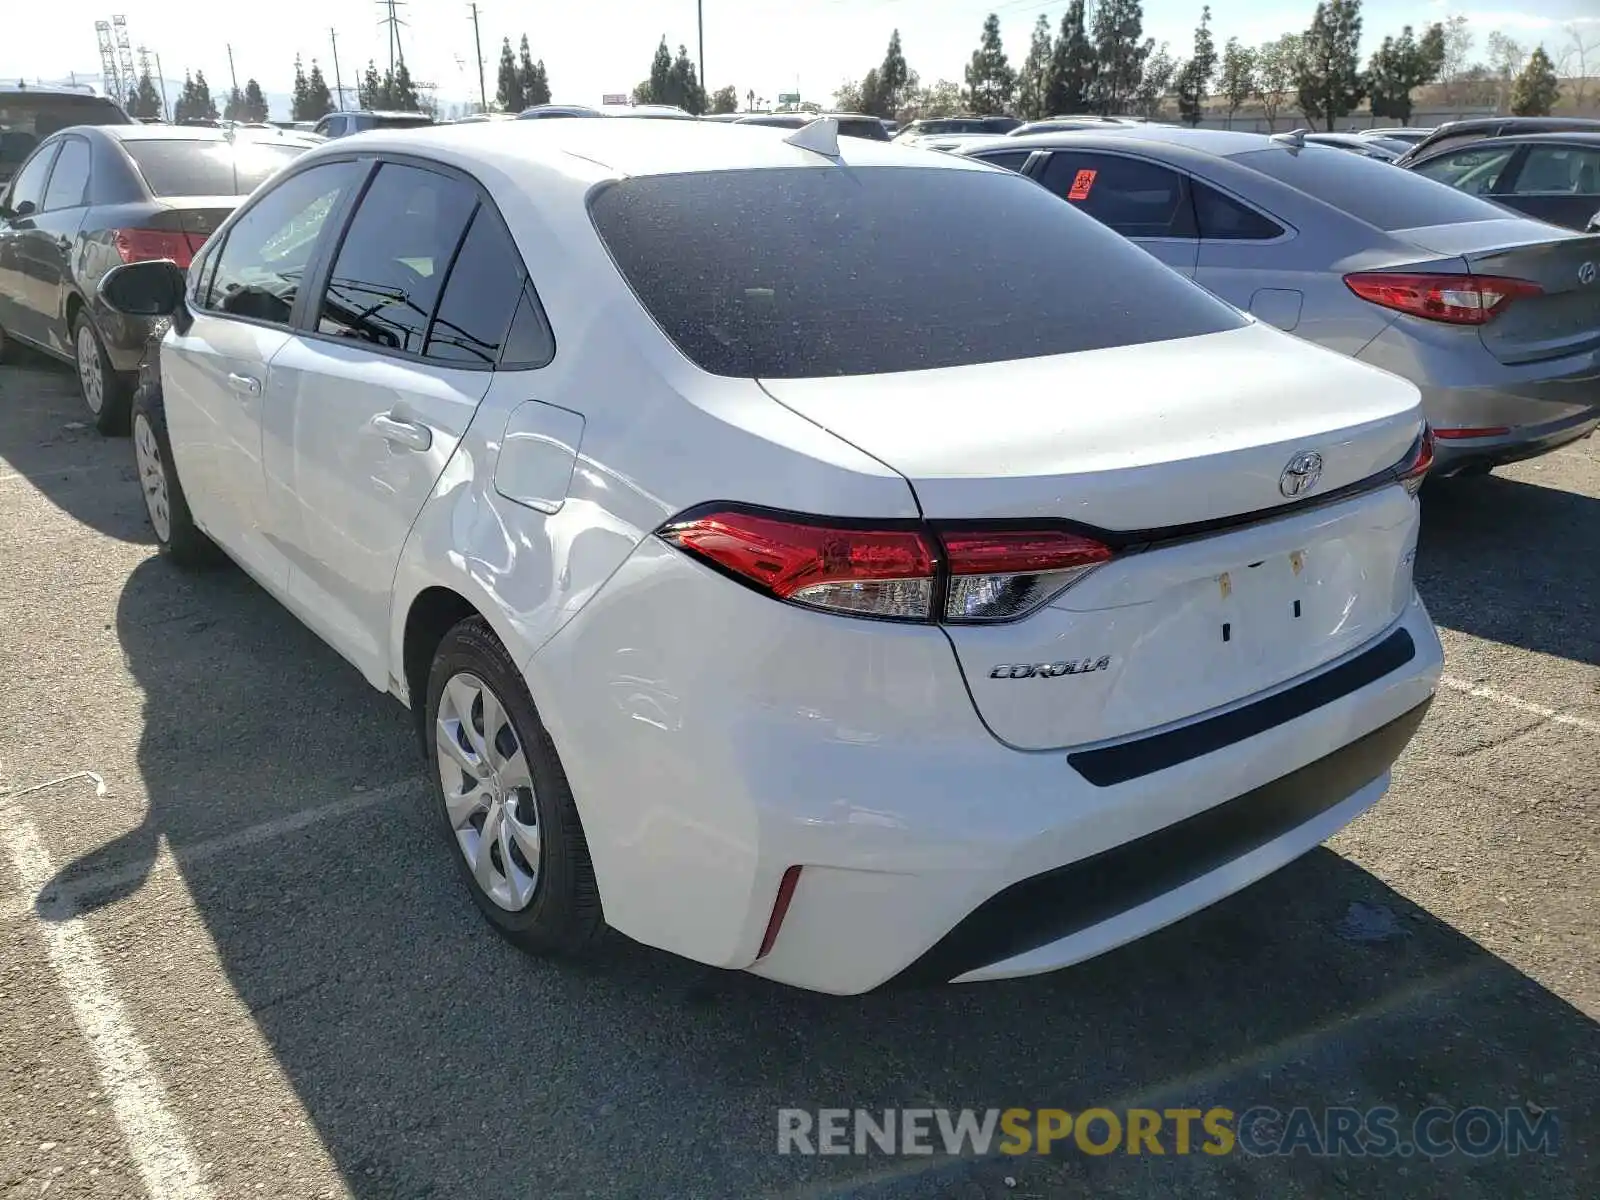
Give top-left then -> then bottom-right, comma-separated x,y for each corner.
330,28 -> 346,110
226,43 -> 239,95
697,0 -> 704,106
153,51 -> 171,121
377,0 -> 408,76
468,3 -> 487,113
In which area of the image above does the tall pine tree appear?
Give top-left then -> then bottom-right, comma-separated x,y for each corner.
291,56 -> 312,119
306,62 -> 334,117
646,37 -> 673,105
1175,6 -> 1216,126
496,38 -> 523,111
132,64 -> 163,120
964,13 -> 1016,115
1296,0 -> 1366,131
1045,0 -> 1096,116
1017,16 -> 1055,121
243,79 -> 268,122
1090,0 -> 1150,115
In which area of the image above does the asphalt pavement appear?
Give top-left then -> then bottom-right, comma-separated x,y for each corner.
0,351 -> 1596,1199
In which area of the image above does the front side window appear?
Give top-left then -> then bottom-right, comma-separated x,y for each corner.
204,159 -> 364,325
41,137 -> 91,210
1506,145 -> 1600,195
315,162 -> 478,355
1037,152 -> 1195,238
4,143 -> 58,213
1411,145 -> 1518,195
589,166 -> 1245,379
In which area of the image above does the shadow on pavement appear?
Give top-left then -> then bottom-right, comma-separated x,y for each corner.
0,346 -> 152,545
1418,469 -> 1600,667
31,551 -> 1599,1198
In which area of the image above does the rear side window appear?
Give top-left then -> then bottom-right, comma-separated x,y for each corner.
1507,145 -> 1600,195
588,166 -> 1244,379
424,205 -> 551,367
1037,152 -> 1196,238
1193,181 -> 1285,240
41,137 -> 90,210
1235,144 -> 1510,230
124,139 -> 305,197
316,162 -> 477,355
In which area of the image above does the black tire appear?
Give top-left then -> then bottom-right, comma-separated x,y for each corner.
74,312 -> 135,436
426,617 -> 605,957
130,381 -> 224,567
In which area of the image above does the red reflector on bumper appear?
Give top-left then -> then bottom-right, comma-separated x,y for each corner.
1433,426 -> 1511,439
757,866 -> 802,960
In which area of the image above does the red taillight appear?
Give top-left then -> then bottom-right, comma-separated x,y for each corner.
659,510 -> 937,620
659,509 -> 1115,623
1398,426 -> 1434,496
1432,426 -> 1510,439
940,529 -> 1113,622
112,228 -> 205,269
1343,272 -> 1542,325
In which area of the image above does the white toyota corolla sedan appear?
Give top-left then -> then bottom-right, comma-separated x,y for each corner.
98,116 -> 1443,995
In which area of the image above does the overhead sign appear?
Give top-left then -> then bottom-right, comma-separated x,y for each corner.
602,93 -> 629,105
778,92 -> 800,104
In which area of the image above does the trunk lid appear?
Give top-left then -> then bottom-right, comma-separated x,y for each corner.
1394,219 -> 1600,365
760,322 -> 1426,751
151,197 -> 242,242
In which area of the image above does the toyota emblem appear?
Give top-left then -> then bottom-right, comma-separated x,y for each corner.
1579,261 -> 1598,286
1279,451 -> 1324,498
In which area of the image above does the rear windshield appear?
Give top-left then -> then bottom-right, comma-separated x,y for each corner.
1232,145 -> 1509,230
588,166 -> 1245,378
124,139 -> 307,197
0,94 -> 128,169
369,115 -> 433,129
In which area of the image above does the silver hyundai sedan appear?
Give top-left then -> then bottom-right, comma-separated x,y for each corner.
958,126 -> 1600,476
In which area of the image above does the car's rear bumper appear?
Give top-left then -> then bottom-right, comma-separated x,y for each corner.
1430,409 -> 1599,475
525,535 -> 1443,995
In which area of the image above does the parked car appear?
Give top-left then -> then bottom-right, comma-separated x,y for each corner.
1393,116 -> 1600,167
1,82 -> 131,185
1355,127 -> 1432,146
734,111 -> 889,141
956,126 -> 1600,475
517,105 -> 603,119
893,115 -> 1021,142
1407,132 -> 1600,232
1301,131 -> 1400,161
596,104 -> 695,120
313,110 -> 434,138
1010,115 -> 1146,136
0,124 -> 318,430
97,116 -> 1441,995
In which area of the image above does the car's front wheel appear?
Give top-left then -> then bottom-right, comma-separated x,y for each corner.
74,313 -> 134,435
426,617 -> 605,957
131,382 -> 222,567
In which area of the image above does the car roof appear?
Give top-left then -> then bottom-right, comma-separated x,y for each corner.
298,116 -> 989,183
965,125 -> 1276,157
0,82 -> 119,99
90,123 -> 322,149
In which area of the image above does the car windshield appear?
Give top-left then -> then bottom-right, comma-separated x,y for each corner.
1232,144 -> 1511,230
588,166 -> 1245,379
124,139 -> 308,197
0,93 -> 127,174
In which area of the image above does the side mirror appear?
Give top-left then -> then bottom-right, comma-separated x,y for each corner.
98,259 -> 186,318
4,199 -> 34,219
1587,210 -> 1600,235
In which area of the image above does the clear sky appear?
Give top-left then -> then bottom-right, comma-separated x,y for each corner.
6,0 -> 1595,114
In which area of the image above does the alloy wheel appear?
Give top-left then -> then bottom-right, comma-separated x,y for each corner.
77,324 -> 104,415
436,672 -> 542,911
132,413 -> 171,542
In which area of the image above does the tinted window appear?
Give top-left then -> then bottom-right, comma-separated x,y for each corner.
205,160 -> 363,324
588,167 -> 1244,379
1239,145 -> 1511,230
4,144 -> 57,210
1038,152 -> 1195,238
370,115 -> 433,130
1508,145 -> 1600,195
317,163 -> 477,354
0,94 -> 127,142
1410,144 -> 1518,195
124,139 -> 305,197
502,289 -> 556,366
972,149 -> 1031,173
1193,181 -> 1285,240
424,206 -> 547,365
41,137 -> 90,210
837,118 -> 889,142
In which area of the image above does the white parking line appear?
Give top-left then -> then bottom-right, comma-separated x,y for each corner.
1439,674 -> 1600,735
1,813 -> 215,1200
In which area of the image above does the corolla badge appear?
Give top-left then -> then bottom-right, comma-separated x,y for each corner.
1579,261 -> 1597,286
1279,451 -> 1324,498
989,656 -> 1112,680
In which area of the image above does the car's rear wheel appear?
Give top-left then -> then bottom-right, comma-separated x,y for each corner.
426,617 -> 605,956
131,382 -> 222,567
74,314 -> 134,435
